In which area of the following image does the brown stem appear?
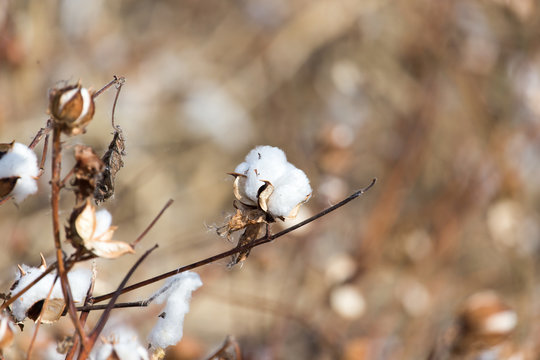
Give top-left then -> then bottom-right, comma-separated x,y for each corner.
51,127 -> 88,348
66,263 -> 97,360
78,245 -> 158,360
131,199 -> 174,248
76,300 -> 149,312
91,179 -> 376,304
110,77 -> 125,129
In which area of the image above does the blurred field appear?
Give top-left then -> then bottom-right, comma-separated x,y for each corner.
1,0 -> 540,359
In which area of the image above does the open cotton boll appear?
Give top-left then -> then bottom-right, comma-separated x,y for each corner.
147,271 -> 202,350
233,145 -> 312,218
10,266 -> 91,322
0,142 -> 39,203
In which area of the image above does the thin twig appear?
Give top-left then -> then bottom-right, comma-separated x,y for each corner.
28,119 -> 53,150
91,179 -> 376,304
76,300 -> 149,312
110,77 -> 125,129
79,245 -> 158,360
131,199 -> 174,248
92,76 -> 119,99
39,132 -> 50,172
26,275 -> 58,360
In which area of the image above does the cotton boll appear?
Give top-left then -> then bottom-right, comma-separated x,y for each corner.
147,271 -> 202,350
10,266 -> 91,322
0,142 -> 39,203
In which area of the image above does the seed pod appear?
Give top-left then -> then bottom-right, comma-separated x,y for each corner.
49,83 -> 95,135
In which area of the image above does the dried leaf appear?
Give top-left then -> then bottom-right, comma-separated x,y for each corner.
95,127 -> 126,203
71,200 -> 134,259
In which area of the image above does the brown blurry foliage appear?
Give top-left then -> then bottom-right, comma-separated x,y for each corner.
1,0 -> 540,359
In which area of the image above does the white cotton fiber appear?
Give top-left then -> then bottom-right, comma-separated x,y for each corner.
93,325 -> 149,360
147,271 -> 202,350
234,145 -> 312,218
94,209 -> 112,238
0,142 -> 39,203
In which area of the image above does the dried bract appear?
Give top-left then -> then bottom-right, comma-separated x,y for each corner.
67,199 -> 134,259
95,127 -> 126,203
49,82 -> 95,136
72,145 -> 104,203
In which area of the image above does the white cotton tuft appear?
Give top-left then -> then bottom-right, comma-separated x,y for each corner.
94,209 -> 112,237
10,265 -> 92,322
0,142 -> 39,203
93,325 -> 149,360
234,145 -> 312,218
147,271 -> 202,350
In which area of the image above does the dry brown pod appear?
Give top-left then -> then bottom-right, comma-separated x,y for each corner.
49,82 -> 95,136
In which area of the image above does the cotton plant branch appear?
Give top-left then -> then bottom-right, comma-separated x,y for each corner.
50,126 -> 89,348
90,179 -> 377,304
78,244 -> 158,360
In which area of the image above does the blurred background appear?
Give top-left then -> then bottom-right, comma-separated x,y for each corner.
1,0 -> 540,359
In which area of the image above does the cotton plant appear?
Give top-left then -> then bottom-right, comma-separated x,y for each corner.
221,145 -> 312,265
147,272 -> 203,352
0,142 -> 40,203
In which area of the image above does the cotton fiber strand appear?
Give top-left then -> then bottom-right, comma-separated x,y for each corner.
234,145 -> 312,218
147,271 -> 202,350
0,142 -> 39,203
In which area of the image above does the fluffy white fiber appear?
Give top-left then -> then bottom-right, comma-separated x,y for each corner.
234,145 -> 312,218
0,142 -> 39,203
93,325 -> 149,360
10,265 -> 92,322
147,271 -> 202,350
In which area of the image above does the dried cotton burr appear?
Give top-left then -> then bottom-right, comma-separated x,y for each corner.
49,82 -> 95,135
0,142 -> 39,203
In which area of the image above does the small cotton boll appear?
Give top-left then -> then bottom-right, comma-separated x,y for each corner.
148,272 -> 202,350
0,143 -> 39,203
